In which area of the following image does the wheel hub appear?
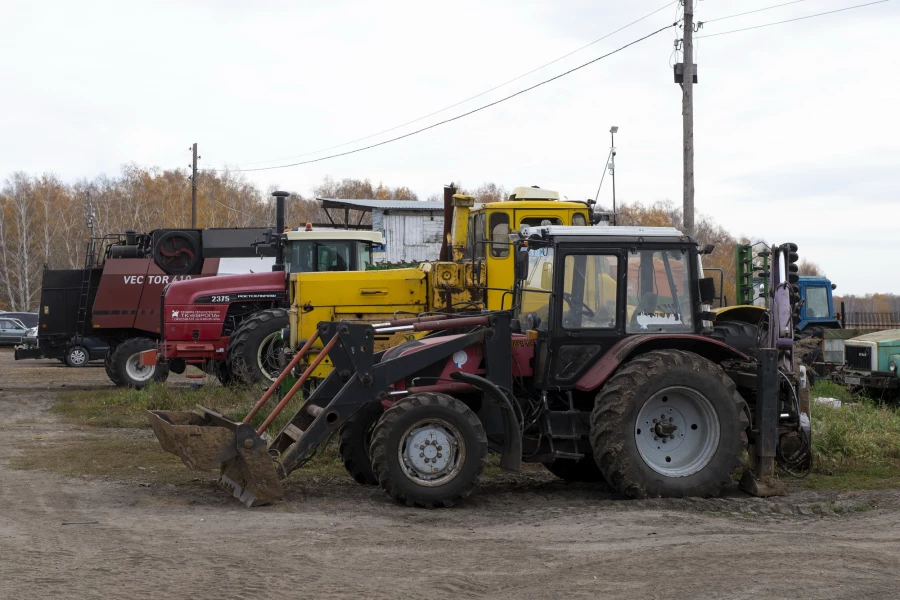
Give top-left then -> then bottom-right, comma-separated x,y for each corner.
125,354 -> 154,382
634,386 -> 720,477
399,419 -> 463,486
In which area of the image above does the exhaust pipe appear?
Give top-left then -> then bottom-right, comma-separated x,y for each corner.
439,183 -> 456,261
271,191 -> 290,272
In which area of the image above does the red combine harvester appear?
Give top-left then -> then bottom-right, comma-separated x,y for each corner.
148,191 -> 385,386
16,226 -> 280,387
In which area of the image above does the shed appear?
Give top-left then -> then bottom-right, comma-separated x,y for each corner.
318,198 -> 445,263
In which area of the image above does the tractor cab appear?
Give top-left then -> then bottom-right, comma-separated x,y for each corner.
282,229 -> 384,274
514,225 -> 713,388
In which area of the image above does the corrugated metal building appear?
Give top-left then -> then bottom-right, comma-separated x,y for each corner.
318,198 -> 445,263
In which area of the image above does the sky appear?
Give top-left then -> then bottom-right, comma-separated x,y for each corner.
1,0 -> 898,294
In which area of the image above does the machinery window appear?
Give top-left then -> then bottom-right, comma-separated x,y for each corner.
474,213 -> 487,260
562,254 -> 618,329
519,217 -> 562,229
805,286 -> 830,319
289,241 -> 354,273
572,213 -> 587,226
356,242 -> 374,270
519,246 -> 554,327
625,249 -> 693,333
490,213 -> 510,258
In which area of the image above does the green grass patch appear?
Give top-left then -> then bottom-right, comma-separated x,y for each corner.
52,382 -> 306,434
803,380 -> 900,489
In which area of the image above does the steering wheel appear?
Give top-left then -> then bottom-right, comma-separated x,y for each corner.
563,292 -> 595,318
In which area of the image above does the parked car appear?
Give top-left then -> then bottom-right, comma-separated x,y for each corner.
0,317 -> 30,345
0,312 -> 39,328
60,337 -> 110,367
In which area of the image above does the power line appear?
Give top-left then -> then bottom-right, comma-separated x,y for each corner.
697,0 -> 890,38
210,196 -> 268,225
211,23 -> 677,173
228,2 -> 677,167
701,0 -> 812,24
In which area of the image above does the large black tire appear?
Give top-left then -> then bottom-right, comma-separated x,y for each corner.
544,457 -> 606,483
64,345 -> 89,368
369,392 -> 488,507
590,350 -> 748,499
709,320 -> 758,359
225,308 -> 289,386
111,337 -> 170,389
105,349 -> 122,385
339,401 -> 385,485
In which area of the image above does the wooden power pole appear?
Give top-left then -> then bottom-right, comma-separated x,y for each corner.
682,1 -> 695,234
191,142 -> 198,228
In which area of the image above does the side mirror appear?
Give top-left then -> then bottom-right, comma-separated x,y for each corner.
831,283 -> 837,290
540,263 -> 553,290
514,247 -> 529,281
700,244 -> 716,255
698,277 -> 716,304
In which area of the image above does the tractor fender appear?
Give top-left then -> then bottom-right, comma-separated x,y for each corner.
575,334 -> 750,392
449,371 -> 522,473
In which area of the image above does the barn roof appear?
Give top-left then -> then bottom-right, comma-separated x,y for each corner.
318,198 -> 445,212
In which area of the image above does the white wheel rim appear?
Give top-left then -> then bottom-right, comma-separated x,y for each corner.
398,418 -> 465,487
634,386 -> 720,477
125,352 -> 155,382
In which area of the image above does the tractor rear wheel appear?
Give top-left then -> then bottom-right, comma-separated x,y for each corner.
544,457 -> 606,483
590,349 -> 748,499
111,337 -> 169,389
338,401 -> 385,485
226,308 -> 289,386
369,392 -> 488,507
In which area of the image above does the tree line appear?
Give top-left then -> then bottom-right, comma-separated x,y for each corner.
1,166 -> 890,313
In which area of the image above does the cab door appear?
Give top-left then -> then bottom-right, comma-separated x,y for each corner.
541,249 -> 625,388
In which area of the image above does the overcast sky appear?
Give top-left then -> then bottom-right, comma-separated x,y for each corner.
2,0 -> 898,294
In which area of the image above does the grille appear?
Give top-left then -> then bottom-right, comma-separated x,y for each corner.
845,345 -> 872,370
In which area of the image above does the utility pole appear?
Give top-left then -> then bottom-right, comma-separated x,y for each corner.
682,0 -> 695,234
190,142 -> 198,228
609,126 -> 618,224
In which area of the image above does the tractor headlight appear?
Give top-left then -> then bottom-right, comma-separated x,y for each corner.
890,361 -> 897,373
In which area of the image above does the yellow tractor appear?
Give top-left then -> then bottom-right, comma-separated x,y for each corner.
286,185 -> 594,380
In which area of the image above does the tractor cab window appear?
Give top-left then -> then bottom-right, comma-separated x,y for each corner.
288,241 -> 354,273
572,213 -> 587,226
518,246 -> 555,328
356,242 -> 374,270
474,213 -> 487,260
561,254 -> 618,329
805,286 -> 830,319
519,217 -> 562,228
626,249 -> 693,333
490,213 -> 510,258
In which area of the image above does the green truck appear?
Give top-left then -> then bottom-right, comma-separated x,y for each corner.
833,330 -> 900,395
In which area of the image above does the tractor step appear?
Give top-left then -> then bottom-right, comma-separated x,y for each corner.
551,450 -> 584,460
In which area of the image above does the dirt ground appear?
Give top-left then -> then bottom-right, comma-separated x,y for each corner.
2,349 -> 900,599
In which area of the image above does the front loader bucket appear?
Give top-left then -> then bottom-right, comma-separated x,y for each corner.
147,408 -> 283,507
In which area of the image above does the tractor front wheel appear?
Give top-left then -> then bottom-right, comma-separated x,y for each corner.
590,349 -> 748,499
111,337 -> 169,389
369,392 -> 487,507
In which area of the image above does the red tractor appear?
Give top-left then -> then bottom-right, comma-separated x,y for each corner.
148,224 -> 810,506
